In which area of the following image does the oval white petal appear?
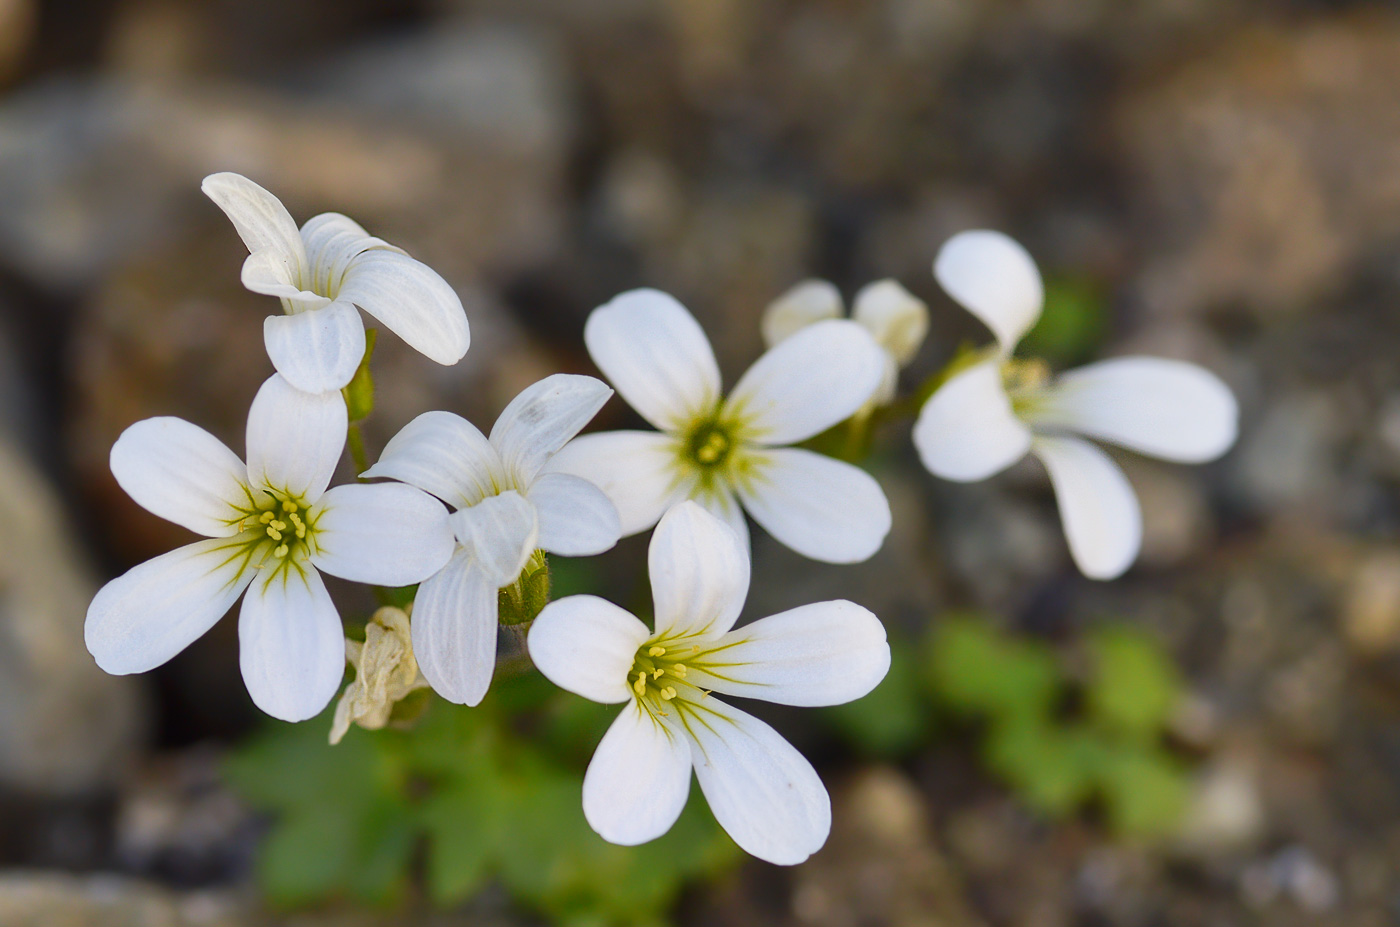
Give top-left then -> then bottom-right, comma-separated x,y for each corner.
1031,357 -> 1239,463
238,564 -> 344,722
245,374 -> 347,503
529,595 -> 651,704
649,502 -> 750,641
362,410 -> 501,510
240,249 -> 321,303
337,249 -> 470,366
727,319 -> 885,446
761,279 -> 842,348
913,359 -> 1031,482
489,374 -> 614,485
411,551 -> 499,706
736,448 -> 891,564
1032,435 -> 1142,580
934,230 -> 1043,352
584,289 -> 722,433
300,213 -> 402,295
310,483 -> 454,586
682,697 -> 831,866
543,431 -> 686,537
694,488 -> 751,558
583,701 -> 692,845
451,490 -> 538,587
852,279 -> 929,366
110,417 -> 251,537
85,537 -> 258,675
694,601 -> 890,707
201,172 -> 308,272
528,472 -> 621,556
263,301 -> 367,394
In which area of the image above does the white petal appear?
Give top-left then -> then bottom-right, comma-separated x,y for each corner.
727,319 -> 885,446
528,472 -> 621,556
451,490 -> 538,587
489,374 -> 614,485
1032,435 -> 1142,580
85,537 -> 257,675
528,594 -> 651,704
693,601 -> 890,707
736,448 -> 890,564
682,697 -> 830,866
583,701 -> 692,845
851,279 -> 929,366
542,431 -> 686,536
583,289 -> 721,432
1030,357 -> 1239,463
300,213 -> 402,296
362,411 -> 501,510
934,230 -> 1043,352
649,501 -> 750,641
912,359 -> 1031,481
238,564 -> 344,722
760,280 -> 843,348
109,417 -> 252,537
337,250 -> 470,366
201,172 -> 307,272
262,301 -> 367,394
245,374 -> 347,503
240,249 -> 324,305
411,551 -> 499,706
695,489 -> 751,556
310,483 -> 454,586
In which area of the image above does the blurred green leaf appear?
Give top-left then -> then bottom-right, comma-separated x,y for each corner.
1096,746 -> 1190,837
1086,627 -> 1182,742
927,615 -> 1062,722
1020,277 -> 1105,366
342,328 -> 378,423
984,719 -> 1098,817
824,638 -> 933,757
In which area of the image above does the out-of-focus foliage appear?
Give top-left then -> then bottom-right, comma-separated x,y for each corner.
828,613 -> 1190,838
1019,277 -> 1106,367
226,665 -> 739,925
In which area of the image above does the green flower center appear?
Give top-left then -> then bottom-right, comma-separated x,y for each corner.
1002,357 -> 1052,417
685,420 -> 734,469
243,495 -> 315,563
629,642 -> 697,707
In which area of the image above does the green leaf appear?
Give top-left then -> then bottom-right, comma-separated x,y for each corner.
342,328 -> 378,423
825,637 -> 933,757
927,615 -> 1062,723
1086,627 -> 1182,742
983,719 -> 1097,817
1096,746 -> 1190,837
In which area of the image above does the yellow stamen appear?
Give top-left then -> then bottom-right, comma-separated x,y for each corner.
273,543 -> 289,558
652,668 -> 664,679
671,664 -> 687,678
648,646 -> 666,657
633,673 -> 647,696
259,511 -> 275,524
660,686 -> 677,700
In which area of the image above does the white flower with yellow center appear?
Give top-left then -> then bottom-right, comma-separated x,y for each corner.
761,278 -> 929,406
913,230 -> 1239,579
527,502 -> 891,865
85,374 -> 455,722
545,289 -> 893,563
202,172 -> 470,394
362,374 -> 621,707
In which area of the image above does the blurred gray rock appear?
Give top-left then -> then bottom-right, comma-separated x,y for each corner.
0,437 -> 144,794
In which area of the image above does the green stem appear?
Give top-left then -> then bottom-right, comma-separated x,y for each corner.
347,423 -> 370,477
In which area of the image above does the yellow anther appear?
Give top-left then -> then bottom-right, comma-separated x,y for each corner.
270,520 -> 286,531
660,686 -> 677,700
648,646 -> 666,657
273,543 -> 289,558
259,511 -> 275,524
284,502 -> 298,513
266,527 -> 282,541
652,668 -> 664,679
633,673 -> 647,696
671,664 -> 688,678
295,525 -> 306,539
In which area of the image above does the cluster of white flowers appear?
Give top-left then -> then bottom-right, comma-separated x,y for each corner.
84,175 -> 1238,866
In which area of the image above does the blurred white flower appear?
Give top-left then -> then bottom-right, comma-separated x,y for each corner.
762,278 -> 929,406
527,502 -> 890,865
362,374 -> 621,707
85,374 -> 455,722
913,230 -> 1239,579
202,172 -> 470,394
545,288 -> 893,563
330,605 -> 429,745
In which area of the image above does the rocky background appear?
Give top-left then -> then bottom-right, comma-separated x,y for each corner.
2,0 -> 1399,924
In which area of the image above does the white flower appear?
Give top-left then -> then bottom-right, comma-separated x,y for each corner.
913,230 -> 1239,579
527,502 -> 890,865
201,172 -> 470,394
330,605 -> 429,745
544,289 -> 893,563
85,374 -> 455,722
762,278 -> 929,406
361,374 -> 622,707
